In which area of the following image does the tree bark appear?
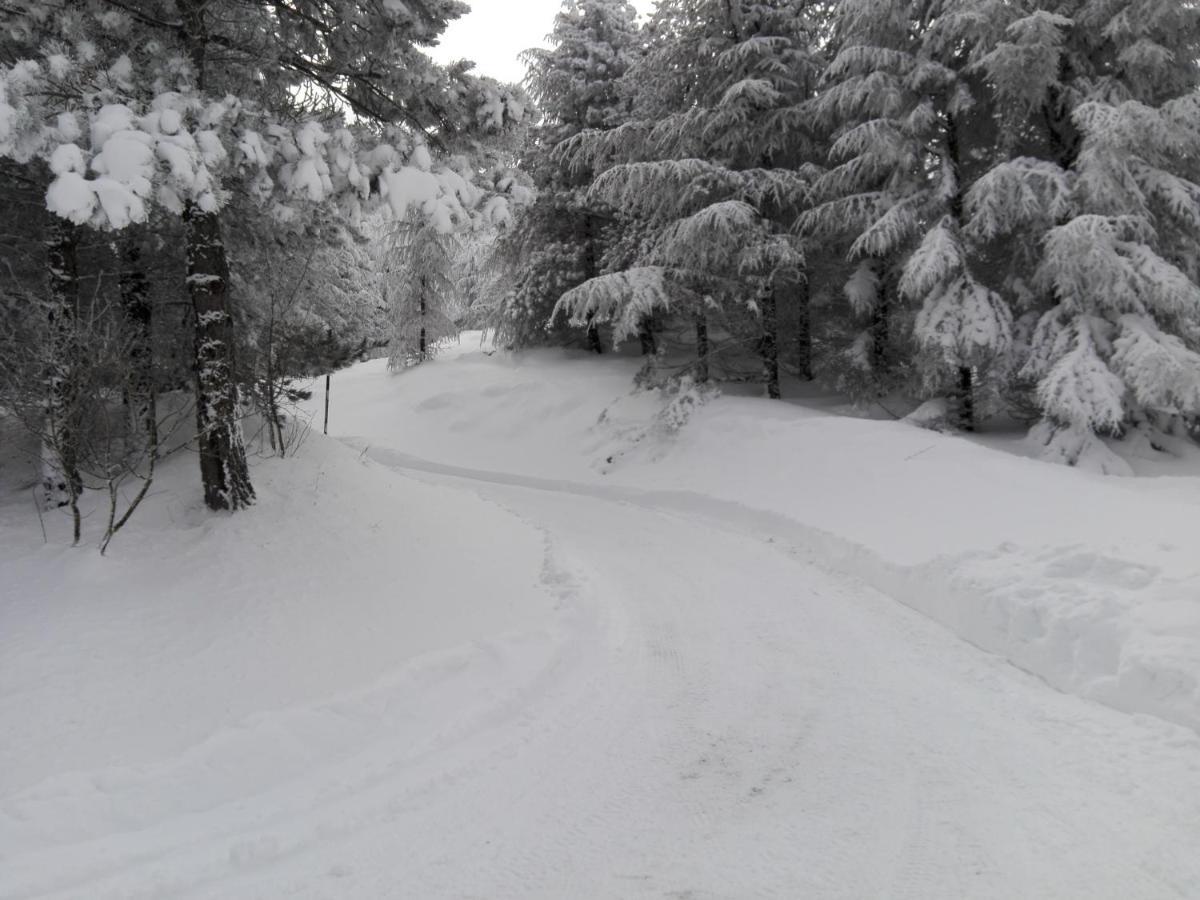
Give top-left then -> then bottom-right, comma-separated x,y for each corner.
585,313 -> 603,354
419,275 -> 427,362
695,314 -> 709,383
119,238 -> 157,455
761,284 -> 780,399
638,316 -> 657,355
582,213 -> 603,354
870,286 -> 890,375
43,216 -> 83,536
957,366 -> 975,432
186,205 -> 254,511
177,0 -> 253,510
945,112 -> 976,431
796,270 -> 813,381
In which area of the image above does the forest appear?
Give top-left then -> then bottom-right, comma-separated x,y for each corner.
2,0 -> 1199,547
7,4 -> 1200,896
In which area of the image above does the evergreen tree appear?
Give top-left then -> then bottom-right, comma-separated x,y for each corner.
965,0 -> 1200,469
385,224 -> 460,367
803,0 -> 1015,426
554,0 -> 823,395
491,0 -> 641,350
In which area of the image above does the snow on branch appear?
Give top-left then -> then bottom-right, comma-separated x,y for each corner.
1036,319 -> 1127,434
719,78 -> 784,109
797,192 -> 886,238
964,157 -> 1072,242
1112,315 -> 1200,414
657,200 -> 762,269
899,218 -> 963,300
589,159 -> 744,219
1038,214 -> 1200,319
847,199 -> 919,260
914,276 -> 1014,368
551,267 -> 673,345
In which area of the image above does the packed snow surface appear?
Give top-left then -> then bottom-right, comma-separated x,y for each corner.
3,333 -> 1200,898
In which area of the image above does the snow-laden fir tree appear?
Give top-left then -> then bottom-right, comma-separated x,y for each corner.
385,224 -> 461,368
554,0 -> 825,395
803,0 -> 1016,426
964,0 -> 1200,470
491,0 -> 641,350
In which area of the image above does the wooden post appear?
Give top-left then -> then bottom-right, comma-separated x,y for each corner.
323,374 -> 331,435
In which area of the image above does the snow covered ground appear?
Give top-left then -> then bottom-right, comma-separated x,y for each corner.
4,333 -> 1200,898
324,335 -> 1200,734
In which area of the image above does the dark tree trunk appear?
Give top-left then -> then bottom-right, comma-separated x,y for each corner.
119,238 -> 157,455
796,271 -> 813,381
582,214 -> 603,354
419,275 -> 427,362
695,314 -> 709,383
870,271 -> 891,375
185,205 -> 254,511
761,284 -> 780,399
638,316 -> 657,355
44,215 -> 83,536
178,0 -> 253,510
945,113 -> 976,433
585,314 -> 603,354
956,366 -> 975,432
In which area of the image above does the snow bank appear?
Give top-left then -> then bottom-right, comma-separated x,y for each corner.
316,336 -> 1200,733
632,404 -> 1200,731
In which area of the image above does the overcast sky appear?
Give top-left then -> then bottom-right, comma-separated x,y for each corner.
429,0 -> 656,86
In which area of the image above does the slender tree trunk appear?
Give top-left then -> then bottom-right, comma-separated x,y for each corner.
957,366 -> 975,432
263,292 -> 283,455
418,274 -> 428,362
119,238 -> 157,455
796,270 -> 813,381
695,314 -> 709,383
582,214 -> 603,354
44,216 -> 83,540
945,112 -> 976,431
185,205 -> 254,511
585,313 -> 603,354
871,267 -> 890,375
638,316 -> 657,355
323,374 -> 330,435
761,284 -> 780,399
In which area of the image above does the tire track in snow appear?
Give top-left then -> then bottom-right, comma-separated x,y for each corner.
348,451 -> 1200,899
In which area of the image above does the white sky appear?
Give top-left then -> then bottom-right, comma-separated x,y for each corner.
429,0 -> 656,85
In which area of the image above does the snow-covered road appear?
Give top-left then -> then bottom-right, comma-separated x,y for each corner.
295,451 -> 1200,900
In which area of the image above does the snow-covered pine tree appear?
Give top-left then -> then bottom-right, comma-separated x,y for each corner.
895,0 -> 1016,430
491,0 -> 641,350
965,0 -> 1200,470
385,224 -> 460,368
803,0 -> 1014,426
554,0 -> 823,396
